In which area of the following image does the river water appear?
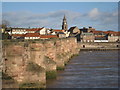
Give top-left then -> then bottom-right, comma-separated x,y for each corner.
47,50 -> 118,88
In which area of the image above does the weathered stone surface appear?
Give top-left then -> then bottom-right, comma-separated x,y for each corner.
79,42 -> 119,48
5,45 -> 25,56
2,37 -> 80,88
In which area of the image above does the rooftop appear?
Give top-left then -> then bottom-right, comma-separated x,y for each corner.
92,30 -> 120,36
81,32 -> 94,35
24,33 -> 40,37
12,34 -> 25,37
53,29 -> 64,32
40,35 -> 58,38
26,28 -> 43,31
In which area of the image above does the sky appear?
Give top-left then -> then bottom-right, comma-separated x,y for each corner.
2,2 -> 118,31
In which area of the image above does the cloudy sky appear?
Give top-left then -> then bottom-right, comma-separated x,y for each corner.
2,2 -> 118,31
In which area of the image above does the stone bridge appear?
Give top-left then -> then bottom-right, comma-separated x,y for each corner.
2,38 -> 80,88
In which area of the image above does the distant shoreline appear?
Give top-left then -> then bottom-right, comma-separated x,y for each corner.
80,48 -> 120,51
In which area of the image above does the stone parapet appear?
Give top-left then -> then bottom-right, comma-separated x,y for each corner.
2,37 -> 80,88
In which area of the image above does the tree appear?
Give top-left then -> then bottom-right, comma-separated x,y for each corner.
2,32 -> 11,40
0,20 -> 10,28
0,20 -> 11,40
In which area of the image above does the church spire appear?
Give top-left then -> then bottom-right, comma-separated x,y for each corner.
63,14 -> 66,20
62,15 -> 68,31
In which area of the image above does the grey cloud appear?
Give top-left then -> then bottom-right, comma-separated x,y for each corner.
2,10 -> 82,28
2,9 -> 118,31
87,8 -> 118,25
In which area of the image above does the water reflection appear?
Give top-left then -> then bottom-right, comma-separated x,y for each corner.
47,51 -> 118,88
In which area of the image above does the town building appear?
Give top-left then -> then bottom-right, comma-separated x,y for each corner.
11,28 -> 27,35
80,32 -> 95,42
80,27 -> 95,33
35,27 -> 49,35
3,14 -> 119,41
1,28 -> 6,33
57,32 -> 66,38
64,31 -> 70,38
24,33 -> 40,39
52,29 -> 64,34
68,26 -> 80,36
11,33 -> 58,40
40,35 -> 58,39
107,31 -> 120,42
108,36 -> 120,42
93,31 -> 107,37
92,30 -> 120,42
12,34 -> 25,39
51,29 -> 70,38
88,27 -> 96,33
26,28 -> 39,33
91,30 -> 108,42
68,26 -> 81,41
80,27 -> 88,33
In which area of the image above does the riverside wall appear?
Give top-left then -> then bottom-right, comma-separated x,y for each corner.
2,38 -> 80,88
79,42 -> 119,49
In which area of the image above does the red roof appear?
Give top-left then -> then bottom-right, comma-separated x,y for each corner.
104,31 -> 119,33
53,29 -> 64,32
12,34 -> 25,37
26,28 -> 43,31
12,33 -> 58,38
104,31 -> 120,36
24,33 -> 40,37
93,30 -> 120,36
93,31 -> 104,34
40,35 -> 58,38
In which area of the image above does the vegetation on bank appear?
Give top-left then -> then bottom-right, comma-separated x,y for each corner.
2,72 -> 13,80
19,82 -> 46,89
46,71 -> 57,80
57,67 -> 65,70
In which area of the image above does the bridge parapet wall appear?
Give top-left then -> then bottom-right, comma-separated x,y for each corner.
2,37 -> 80,88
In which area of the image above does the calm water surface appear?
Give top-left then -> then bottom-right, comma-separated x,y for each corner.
47,50 -> 118,88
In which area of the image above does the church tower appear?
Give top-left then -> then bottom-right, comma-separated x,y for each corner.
62,15 -> 68,31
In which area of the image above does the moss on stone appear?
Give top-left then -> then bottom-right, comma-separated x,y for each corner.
43,56 -> 56,65
56,54 -> 64,60
26,61 -> 44,74
69,53 -> 79,59
64,61 -> 69,66
46,71 -> 57,79
19,82 -> 45,88
57,67 -> 65,71
73,54 -> 79,57
64,62 -> 67,66
2,72 -> 14,80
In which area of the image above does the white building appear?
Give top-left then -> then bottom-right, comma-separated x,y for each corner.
24,33 -> 40,39
94,40 -> 108,42
64,31 -> 70,37
11,28 -> 27,34
11,27 -> 47,35
108,36 -> 120,42
35,27 -> 48,35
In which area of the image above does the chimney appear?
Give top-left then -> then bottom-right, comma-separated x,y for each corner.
89,26 -> 92,28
